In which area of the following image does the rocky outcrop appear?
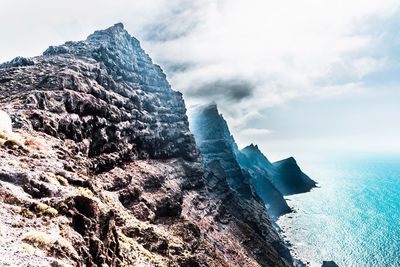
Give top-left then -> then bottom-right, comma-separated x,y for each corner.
270,157 -> 316,196
240,144 -> 316,196
321,261 -> 339,267
190,105 -> 292,219
0,24 -> 295,267
0,22 -> 198,174
237,144 -> 291,218
190,104 -> 293,265
190,103 -> 316,216
189,104 -> 254,197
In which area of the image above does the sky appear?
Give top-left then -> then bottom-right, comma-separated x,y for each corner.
1,0 -> 400,161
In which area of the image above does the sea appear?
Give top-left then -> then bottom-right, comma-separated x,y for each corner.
277,154 -> 400,267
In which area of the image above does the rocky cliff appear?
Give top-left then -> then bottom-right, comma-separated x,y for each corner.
190,104 -> 316,218
240,145 -> 316,196
189,104 -> 293,266
270,157 -> 316,196
237,144 -> 291,218
189,105 -> 292,220
0,24 -> 295,267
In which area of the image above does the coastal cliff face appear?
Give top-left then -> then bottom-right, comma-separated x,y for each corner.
239,145 -> 316,196
270,157 -> 316,196
190,105 -> 316,218
189,104 -> 293,264
0,24 -> 294,267
237,145 -> 291,218
189,105 -> 291,220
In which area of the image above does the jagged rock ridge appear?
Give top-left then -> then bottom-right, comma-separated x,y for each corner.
189,104 -> 294,264
1,22 -> 198,174
190,104 -> 316,218
0,24 -> 295,267
270,157 -> 316,196
240,144 -> 316,196
237,144 -> 292,218
189,105 -> 292,219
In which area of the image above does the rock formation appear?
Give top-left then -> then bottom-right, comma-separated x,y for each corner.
0,23 -> 297,267
269,157 -> 316,196
322,261 -> 339,267
190,103 -> 317,218
189,104 -> 294,264
237,144 -> 291,218
240,145 -> 316,196
189,105 -> 291,220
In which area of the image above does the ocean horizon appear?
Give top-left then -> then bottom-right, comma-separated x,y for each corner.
277,154 -> 400,267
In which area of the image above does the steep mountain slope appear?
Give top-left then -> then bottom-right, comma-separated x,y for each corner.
189,105 -> 292,219
240,143 -> 316,196
190,103 -> 316,219
189,104 -> 293,265
237,145 -> 291,218
271,157 -> 316,196
0,24 -> 294,267
189,104 -> 253,197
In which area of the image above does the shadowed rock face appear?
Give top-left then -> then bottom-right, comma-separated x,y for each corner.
190,104 -> 293,264
271,157 -> 316,196
190,105 -> 291,219
190,103 -> 316,218
321,261 -> 339,267
237,145 -> 291,218
241,144 -> 317,196
189,104 -> 254,198
0,24 -> 295,267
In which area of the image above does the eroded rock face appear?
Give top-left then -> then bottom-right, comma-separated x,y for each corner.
240,144 -> 316,196
190,104 -> 293,265
189,105 -> 291,219
237,145 -> 292,219
271,157 -> 316,196
189,104 -> 255,198
0,23 -> 198,174
0,24 -> 294,267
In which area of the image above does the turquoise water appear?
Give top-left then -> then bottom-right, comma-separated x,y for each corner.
277,155 -> 400,267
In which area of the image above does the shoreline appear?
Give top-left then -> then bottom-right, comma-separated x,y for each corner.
273,210 -> 310,267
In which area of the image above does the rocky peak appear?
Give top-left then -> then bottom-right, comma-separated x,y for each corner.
249,143 -> 259,149
190,104 -> 252,197
189,103 -> 236,149
190,104 -> 293,265
0,24 -> 199,174
241,143 -> 273,169
272,157 -> 317,195
43,23 -> 168,89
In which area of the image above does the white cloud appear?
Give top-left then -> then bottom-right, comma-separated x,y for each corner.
240,128 -> 272,136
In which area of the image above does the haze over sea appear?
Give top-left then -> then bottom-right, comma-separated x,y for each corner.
277,154 -> 400,267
